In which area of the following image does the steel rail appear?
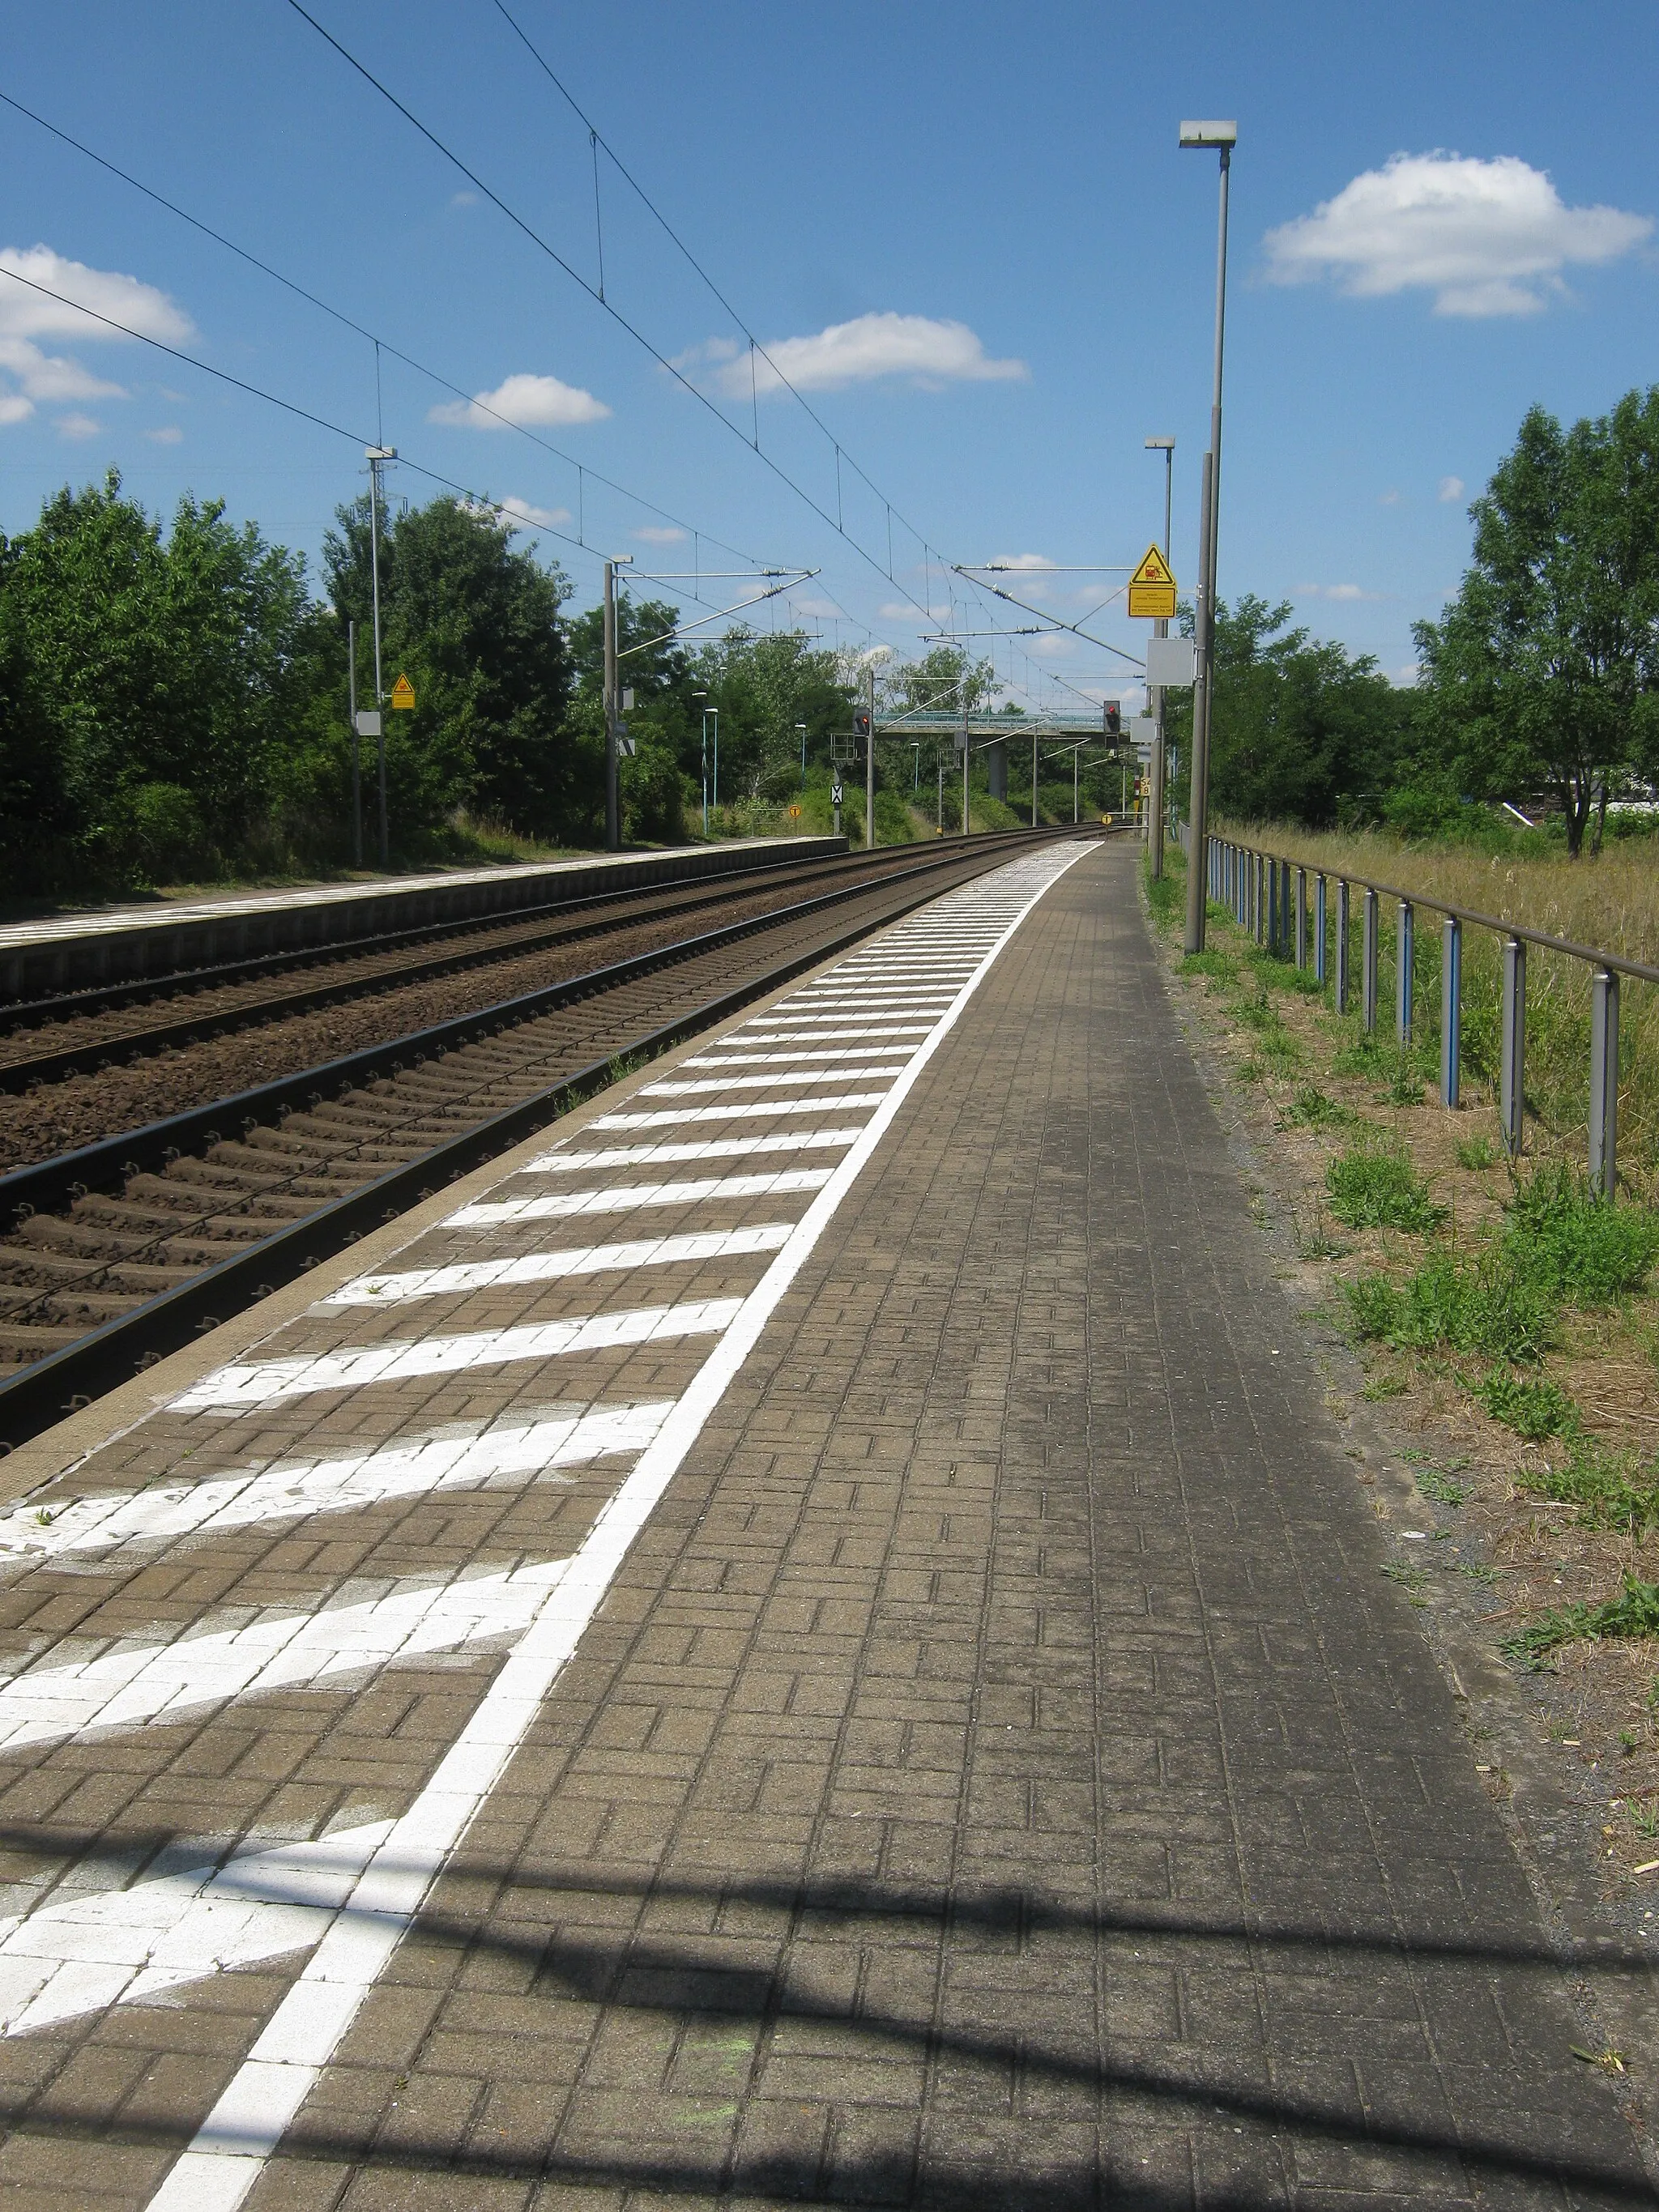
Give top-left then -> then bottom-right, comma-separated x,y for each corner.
0,839 -> 972,1093
0,829 -> 1080,1449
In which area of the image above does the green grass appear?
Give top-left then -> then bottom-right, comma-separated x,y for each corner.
1515,1438 -> 1659,1536
1326,1144 -> 1445,1234
1503,1575 -> 1659,1668
1282,1083 -> 1353,1128
1143,855 -> 1182,926
1343,1251 -> 1555,1362
1478,1370 -> 1580,1440
1181,949 -> 1237,982
1502,1166 -> 1659,1306
1412,1464 -> 1472,1507
1456,1136 -> 1497,1172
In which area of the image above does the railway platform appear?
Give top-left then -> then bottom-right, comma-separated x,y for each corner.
0,837 -> 1647,2209
0,837 -> 844,1001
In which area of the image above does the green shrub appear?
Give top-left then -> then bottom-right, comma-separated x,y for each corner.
1143,858 -> 1181,925
1503,1575 -> 1659,1668
1285,1084 -> 1350,1127
1182,949 -> 1236,982
1326,1144 -> 1445,1233
1478,1370 -> 1579,1440
1516,1439 -> 1659,1536
1503,1166 -> 1659,1306
1456,1136 -> 1496,1172
1344,1250 -> 1555,1362
1343,1275 -> 1402,1340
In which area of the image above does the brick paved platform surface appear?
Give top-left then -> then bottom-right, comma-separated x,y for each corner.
0,839 -> 1648,2209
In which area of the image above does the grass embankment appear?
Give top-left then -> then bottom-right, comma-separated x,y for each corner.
1145,841 -> 1659,1877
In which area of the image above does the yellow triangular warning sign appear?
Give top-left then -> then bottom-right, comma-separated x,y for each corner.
1130,543 -> 1176,590
390,674 -> 416,709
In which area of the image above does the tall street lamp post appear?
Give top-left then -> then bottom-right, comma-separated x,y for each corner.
1179,118 -> 1235,956
365,445 -> 396,868
1144,437 -> 1175,880
692,690 -> 709,834
602,553 -> 633,852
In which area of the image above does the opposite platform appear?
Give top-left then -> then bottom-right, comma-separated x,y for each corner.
0,837 -> 1645,2210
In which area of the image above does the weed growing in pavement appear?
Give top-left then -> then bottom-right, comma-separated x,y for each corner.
1326,1143 -> 1446,1234
1362,1372 -> 1408,1400
1381,1560 -> 1431,1605
1460,1562 -> 1499,1585
1410,1461 -> 1472,1507
1630,1797 -> 1659,1838
1143,858 -> 1182,926
1503,1574 -> 1659,1668
1294,1203 -> 1350,1259
1457,1136 -> 1498,1172
1478,1370 -> 1580,1440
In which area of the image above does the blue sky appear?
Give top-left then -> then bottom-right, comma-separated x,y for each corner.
3,0 -> 1657,715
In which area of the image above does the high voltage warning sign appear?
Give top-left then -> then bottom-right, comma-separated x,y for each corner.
390,673 -> 416,710
1128,544 -> 1177,620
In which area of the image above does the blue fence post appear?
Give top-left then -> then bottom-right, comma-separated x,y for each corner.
1397,901 -> 1414,1045
1362,889 -> 1379,1033
1439,916 -> 1461,1110
1295,868 -> 1307,970
1315,874 -> 1328,987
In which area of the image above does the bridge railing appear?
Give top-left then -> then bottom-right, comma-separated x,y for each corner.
1203,833 -> 1659,1200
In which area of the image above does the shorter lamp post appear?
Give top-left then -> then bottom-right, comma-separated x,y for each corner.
692,690 -> 709,834
797,722 -> 807,795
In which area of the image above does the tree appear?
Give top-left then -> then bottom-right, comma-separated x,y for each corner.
1414,392 -> 1659,855
323,493 -> 573,842
1161,595 -> 1411,827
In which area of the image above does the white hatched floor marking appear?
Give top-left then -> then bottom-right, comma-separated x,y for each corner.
110,842 -> 1091,2210
679,1046 -> 913,1069
0,1402 -> 672,1564
738,1024 -> 928,1041
449,1167 -> 832,1229
640,1068 -> 900,1100
328,1224 -> 793,1307
592,1093 -> 888,1132
0,1559 -> 572,1755
522,1130 -> 860,1175
0,1822 -> 397,2039
173,1298 -> 743,1413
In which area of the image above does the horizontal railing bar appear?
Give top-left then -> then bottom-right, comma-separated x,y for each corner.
1217,838 -> 1659,986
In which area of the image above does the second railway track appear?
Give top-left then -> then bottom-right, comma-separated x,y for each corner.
0,828 -> 1083,1446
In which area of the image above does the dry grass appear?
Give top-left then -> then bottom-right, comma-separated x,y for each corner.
1213,818 -> 1659,1181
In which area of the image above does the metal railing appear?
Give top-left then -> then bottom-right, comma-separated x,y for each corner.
1204,833 -> 1659,1199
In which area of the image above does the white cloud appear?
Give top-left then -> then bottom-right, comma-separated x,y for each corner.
429,372 -> 609,429
1392,662 -> 1422,687
1262,152 -> 1652,317
450,191 -> 480,209
146,424 -> 183,445
55,412 -> 101,439
1438,474 -> 1465,502
463,493 -> 572,532
1378,488 -> 1402,506
879,599 -> 952,623
0,245 -> 190,426
1297,582 -> 1388,603
0,245 -> 193,345
685,312 -> 1027,398
633,524 -> 685,545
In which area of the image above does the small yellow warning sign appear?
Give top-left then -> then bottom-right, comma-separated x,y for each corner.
390,674 -> 416,710
1128,543 -> 1177,620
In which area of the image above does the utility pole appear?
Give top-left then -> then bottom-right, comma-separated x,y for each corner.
961,685 -> 970,837
347,618 -> 362,867
797,722 -> 807,795
366,446 -> 395,868
865,665 -> 876,850
1145,437 -> 1175,878
1179,120 -> 1235,955
1031,732 -> 1038,829
603,555 -> 633,850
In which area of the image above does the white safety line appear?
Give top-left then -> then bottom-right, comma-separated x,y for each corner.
147,839 -> 1090,2212
679,1046 -> 913,1069
0,1558 -> 572,1754
173,1299 -> 742,1413
733,1025 -> 928,1042
0,1402 -> 673,1563
591,1093 -> 888,1132
326,1224 -> 793,1307
521,1130 -> 860,1176
0,1821 -> 397,2039
638,1067 -> 900,1099
449,1167 -> 832,1229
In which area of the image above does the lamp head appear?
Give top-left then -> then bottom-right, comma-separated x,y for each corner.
1179,120 -> 1237,148
1145,437 -> 1175,451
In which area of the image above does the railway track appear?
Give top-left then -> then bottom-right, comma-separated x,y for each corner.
0,838 -> 952,1096
0,829 -> 1081,1447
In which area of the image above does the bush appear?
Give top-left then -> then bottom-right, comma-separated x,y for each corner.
1326,1144 -> 1445,1233
1478,1370 -> 1579,1439
1344,1250 -> 1555,1362
1503,1166 -> 1659,1306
